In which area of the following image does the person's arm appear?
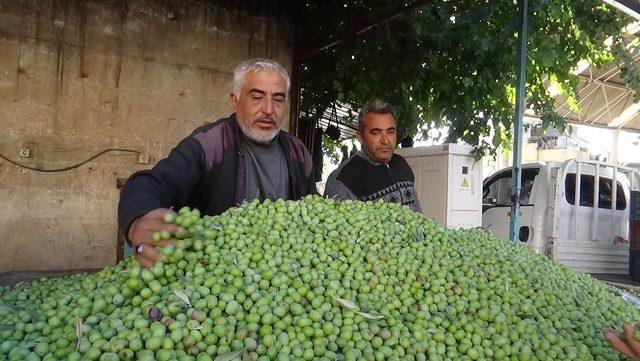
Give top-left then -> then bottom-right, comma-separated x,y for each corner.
604,324 -> 640,360
324,172 -> 357,200
306,172 -> 319,196
283,134 -> 319,198
301,146 -> 319,196
404,161 -> 422,213
411,195 -> 422,213
118,137 -> 205,266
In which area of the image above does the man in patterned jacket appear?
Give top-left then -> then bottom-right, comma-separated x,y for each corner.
119,58 -> 317,267
324,99 -> 421,213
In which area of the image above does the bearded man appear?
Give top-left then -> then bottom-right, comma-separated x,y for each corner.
118,58 -> 316,267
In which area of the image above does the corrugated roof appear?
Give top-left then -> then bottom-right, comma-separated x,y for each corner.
554,55 -> 640,132
553,20 -> 640,133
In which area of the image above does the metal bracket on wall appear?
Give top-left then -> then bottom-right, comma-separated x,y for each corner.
19,148 -> 30,158
116,177 -> 128,189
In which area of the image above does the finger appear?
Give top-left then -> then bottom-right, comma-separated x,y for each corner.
161,223 -> 178,233
135,253 -> 154,268
622,324 -> 640,357
153,239 -> 176,248
144,208 -> 175,219
144,209 -> 179,226
163,208 -> 178,217
133,222 -> 178,246
604,328 -> 639,359
141,220 -> 179,237
138,218 -> 178,233
138,244 -> 162,263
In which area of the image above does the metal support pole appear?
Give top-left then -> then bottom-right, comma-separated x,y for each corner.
574,162 -> 582,239
592,163 -> 600,241
510,0 -> 528,243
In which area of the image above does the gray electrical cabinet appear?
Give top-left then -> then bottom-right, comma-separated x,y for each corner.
396,144 -> 482,229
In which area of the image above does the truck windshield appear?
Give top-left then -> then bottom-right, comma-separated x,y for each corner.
483,168 -> 540,207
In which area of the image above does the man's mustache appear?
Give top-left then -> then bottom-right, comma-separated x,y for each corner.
253,116 -> 276,124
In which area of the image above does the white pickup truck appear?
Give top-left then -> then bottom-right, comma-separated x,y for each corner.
482,160 -> 637,275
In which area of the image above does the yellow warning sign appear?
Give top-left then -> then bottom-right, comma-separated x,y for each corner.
461,178 -> 469,188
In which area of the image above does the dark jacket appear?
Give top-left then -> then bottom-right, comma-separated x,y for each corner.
118,113 -> 317,237
324,151 -> 421,212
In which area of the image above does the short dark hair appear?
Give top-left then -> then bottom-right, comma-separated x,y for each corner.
357,99 -> 396,131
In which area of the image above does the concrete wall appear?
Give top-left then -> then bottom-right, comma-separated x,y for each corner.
0,0 -> 292,272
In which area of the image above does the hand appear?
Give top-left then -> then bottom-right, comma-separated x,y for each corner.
603,324 -> 640,360
128,208 -> 177,267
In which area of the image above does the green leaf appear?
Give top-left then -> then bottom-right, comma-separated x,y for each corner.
75,316 -> 83,351
357,311 -> 385,320
299,1 -> 634,155
215,348 -> 247,361
333,296 -> 357,311
173,289 -> 191,306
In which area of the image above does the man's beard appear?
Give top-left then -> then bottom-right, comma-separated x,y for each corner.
238,117 -> 280,144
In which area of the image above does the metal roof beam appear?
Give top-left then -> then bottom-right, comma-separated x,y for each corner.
608,101 -> 640,127
604,0 -> 640,20
578,75 -> 630,91
587,91 -> 632,124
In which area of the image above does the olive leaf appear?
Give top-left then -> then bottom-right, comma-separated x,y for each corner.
214,347 -> 247,361
210,224 -> 223,231
357,311 -> 385,320
174,289 -> 191,306
333,296 -> 357,311
333,296 -> 384,320
75,315 -> 83,351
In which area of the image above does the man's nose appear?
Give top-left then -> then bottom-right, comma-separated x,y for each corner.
262,97 -> 275,115
380,132 -> 390,144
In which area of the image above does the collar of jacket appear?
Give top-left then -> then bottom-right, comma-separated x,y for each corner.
356,150 -> 393,167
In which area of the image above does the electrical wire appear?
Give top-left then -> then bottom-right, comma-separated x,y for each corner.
0,148 -> 142,173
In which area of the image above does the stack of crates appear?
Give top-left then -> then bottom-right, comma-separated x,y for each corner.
629,190 -> 640,280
